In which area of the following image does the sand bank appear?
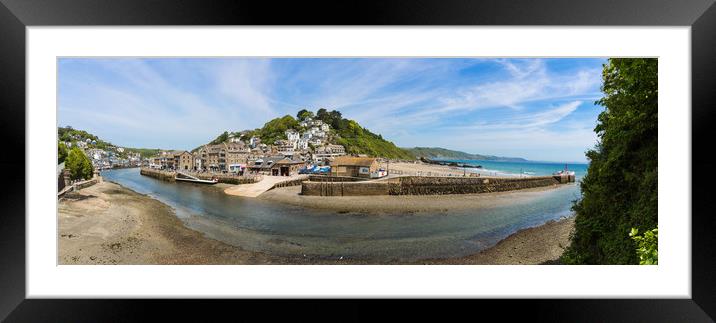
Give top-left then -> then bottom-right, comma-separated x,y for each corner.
384,161 -> 514,177
59,181 -> 574,265
259,184 -> 572,214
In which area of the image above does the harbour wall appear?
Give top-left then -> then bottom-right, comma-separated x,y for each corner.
301,175 -> 574,196
140,167 -> 261,185
307,175 -> 370,182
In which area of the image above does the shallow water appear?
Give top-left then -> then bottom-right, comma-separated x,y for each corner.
102,168 -> 582,261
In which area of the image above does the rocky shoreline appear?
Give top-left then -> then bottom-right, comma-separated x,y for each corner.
58,181 -> 574,265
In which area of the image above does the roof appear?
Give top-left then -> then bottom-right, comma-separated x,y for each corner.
331,156 -> 377,167
274,158 -> 304,165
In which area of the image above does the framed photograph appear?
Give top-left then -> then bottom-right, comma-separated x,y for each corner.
1,0 -> 715,321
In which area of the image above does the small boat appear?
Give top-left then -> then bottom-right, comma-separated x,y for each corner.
175,177 -> 219,184
175,172 -> 219,184
553,164 -> 576,176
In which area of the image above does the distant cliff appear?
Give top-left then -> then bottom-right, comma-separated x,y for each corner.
404,147 -> 527,162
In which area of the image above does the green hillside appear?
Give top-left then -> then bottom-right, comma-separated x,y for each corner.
203,110 -> 416,159
313,109 -> 414,159
58,126 -> 160,158
404,147 -> 527,162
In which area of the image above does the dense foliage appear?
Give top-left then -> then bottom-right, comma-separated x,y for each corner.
561,58 -> 658,264
65,147 -> 94,180
313,109 -> 414,159
209,131 -> 230,145
332,119 -> 415,159
629,227 -> 658,265
58,142 -> 68,164
405,147 -> 527,162
296,109 -> 315,121
258,115 -> 300,144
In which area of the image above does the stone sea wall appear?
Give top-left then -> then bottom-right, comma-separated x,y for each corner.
139,167 -> 261,185
140,168 -> 176,181
301,181 -> 398,196
307,175 -> 369,182
392,176 -> 560,195
301,175 -> 573,196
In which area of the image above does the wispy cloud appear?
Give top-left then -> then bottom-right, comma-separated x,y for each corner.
59,58 -> 606,162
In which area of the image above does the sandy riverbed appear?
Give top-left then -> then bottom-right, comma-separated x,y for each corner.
58,181 -> 574,265
259,184 -> 571,214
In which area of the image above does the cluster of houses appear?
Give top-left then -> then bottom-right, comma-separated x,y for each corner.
148,118 -> 387,179
61,139 -> 144,169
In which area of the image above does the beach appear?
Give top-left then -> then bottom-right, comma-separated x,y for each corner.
59,180 -> 574,265
382,161 -> 473,177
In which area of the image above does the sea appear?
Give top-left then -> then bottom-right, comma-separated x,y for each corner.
437,159 -> 589,180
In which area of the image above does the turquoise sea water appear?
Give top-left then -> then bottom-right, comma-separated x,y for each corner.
438,159 -> 589,179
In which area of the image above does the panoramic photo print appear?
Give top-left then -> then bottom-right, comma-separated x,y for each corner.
56,57 -> 657,265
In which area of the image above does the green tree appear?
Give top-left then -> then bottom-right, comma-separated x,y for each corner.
258,115 -> 299,144
562,58 -> 658,264
65,147 -> 94,180
58,142 -> 68,164
209,131 -> 230,145
297,109 -> 314,121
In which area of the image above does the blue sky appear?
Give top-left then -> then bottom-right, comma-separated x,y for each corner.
58,57 -> 607,163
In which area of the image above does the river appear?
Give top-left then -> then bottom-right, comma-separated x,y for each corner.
102,168 -> 582,261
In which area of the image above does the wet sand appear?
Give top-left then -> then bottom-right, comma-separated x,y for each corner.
59,181 -> 574,265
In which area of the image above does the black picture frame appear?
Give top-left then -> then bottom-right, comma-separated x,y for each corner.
1,0 -> 714,321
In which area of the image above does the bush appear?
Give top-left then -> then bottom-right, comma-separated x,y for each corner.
629,228 -> 658,265
58,142 -> 68,164
561,58 -> 658,264
65,147 -> 94,180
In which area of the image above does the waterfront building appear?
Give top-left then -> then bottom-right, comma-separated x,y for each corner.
249,156 -> 304,176
330,156 -> 379,178
225,142 -> 250,174
174,151 -> 193,171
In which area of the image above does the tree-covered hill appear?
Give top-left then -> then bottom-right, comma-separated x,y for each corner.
58,126 -> 160,158
311,109 -> 414,159
202,109 -> 416,159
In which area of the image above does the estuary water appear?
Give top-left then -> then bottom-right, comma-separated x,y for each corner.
102,167 -> 583,261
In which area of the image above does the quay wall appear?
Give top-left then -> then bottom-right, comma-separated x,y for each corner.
192,173 -> 262,185
301,175 -> 574,196
57,177 -> 101,199
268,177 -> 307,191
301,181 -> 398,196
140,168 -> 176,182
139,167 -> 262,184
307,175 -> 369,182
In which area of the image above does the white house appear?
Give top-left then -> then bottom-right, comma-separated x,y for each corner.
249,136 -> 260,148
286,129 -> 300,143
297,139 -> 309,150
320,123 -> 330,132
